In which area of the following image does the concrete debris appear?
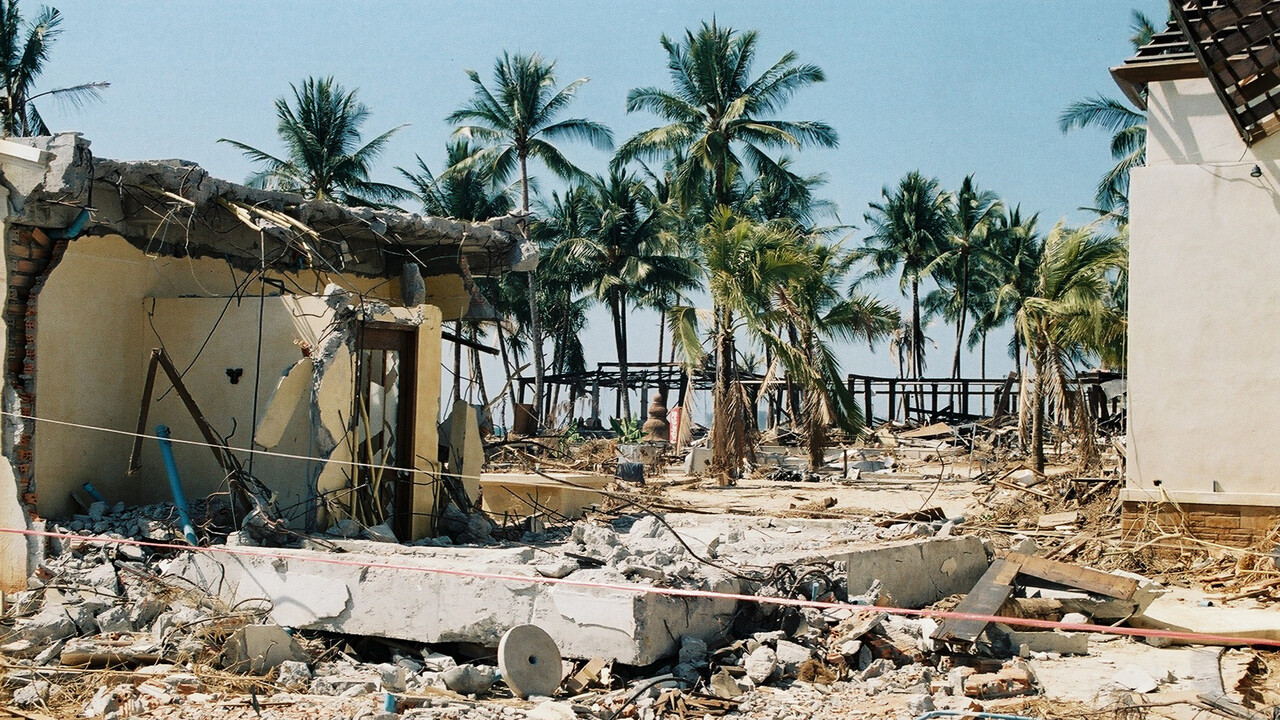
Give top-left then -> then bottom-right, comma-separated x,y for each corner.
441,664 -> 498,695
221,624 -> 308,674
743,645 -> 777,684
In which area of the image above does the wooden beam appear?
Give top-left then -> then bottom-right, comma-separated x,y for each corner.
1005,552 -> 1139,600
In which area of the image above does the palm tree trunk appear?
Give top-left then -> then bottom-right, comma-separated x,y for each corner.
611,292 -> 632,421
980,330 -> 988,414
495,319 -> 514,429
1031,347 -> 1046,473
711,306 -> 739,485
656,304 -> 667,395
521,152 -> 545,433
953,256 -> 969,379
786,323 -> 802,424
911,277 -> 924,418
804,331 -> 826,471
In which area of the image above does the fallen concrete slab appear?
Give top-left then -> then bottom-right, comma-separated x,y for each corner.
845,536 -> 989,609
168,541 -> 738,666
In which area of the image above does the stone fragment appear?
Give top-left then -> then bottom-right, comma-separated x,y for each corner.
533,558 -> 579,579
774,640 -> 812,672
1112,665 -> 1161,694
963,664 -> 1034,699
526,701 -> 577,720
744,646 -> 777,684
422,652 -> 457,672
83,685 -> 119,717
441,664 -> 497,695
906,694 -> 935,715
861,658 -> 893,680
13,680 -> 57,708
96,606 -> 133,634
221,625 -> 308,674
276,660 -> 312,690
678,636 -> 707,665
710,668 -> 745,699
23,610 -> 77,643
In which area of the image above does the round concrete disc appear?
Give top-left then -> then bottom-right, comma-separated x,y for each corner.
498,624 -> 562,699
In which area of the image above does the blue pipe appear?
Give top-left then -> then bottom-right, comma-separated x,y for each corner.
48,209 -> 90,240
155,425 -> 199,545
911,707 -> 1039,712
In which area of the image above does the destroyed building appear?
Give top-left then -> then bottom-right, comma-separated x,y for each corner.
0,133 -> 529,589
1113,1 -> 1280,543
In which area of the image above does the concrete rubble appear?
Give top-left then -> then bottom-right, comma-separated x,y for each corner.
1,423 -> 1277,720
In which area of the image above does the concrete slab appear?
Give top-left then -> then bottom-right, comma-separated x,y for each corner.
845,536 -> 989,608
168,541 -> 738,666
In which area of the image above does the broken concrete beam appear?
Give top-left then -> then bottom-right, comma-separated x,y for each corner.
845,536 -> 989,609
168,541 -> 738,666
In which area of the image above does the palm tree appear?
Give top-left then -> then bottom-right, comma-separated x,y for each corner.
397,139 -> 513,221
859,171 -> 952,381
1017,223 -> 1126,471
925,175 -> 1002,378
619,22 -> 834,475
669,209 -> 808,481
0,1 -> 107,137
448,52 -> 613,432
617,21 -> 837,209
220,76 -> 409,206
761,238 -> 898,468
553,168 -> 698,421
982,206 -> 1043,371
1058,11 -> 1159,222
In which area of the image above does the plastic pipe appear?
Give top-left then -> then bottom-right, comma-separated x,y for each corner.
155,425 -> 199,545
911,707 -> 1039,712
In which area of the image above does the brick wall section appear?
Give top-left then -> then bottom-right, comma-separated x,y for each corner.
3,227 -> 70,516
1122,501 -> 1280,546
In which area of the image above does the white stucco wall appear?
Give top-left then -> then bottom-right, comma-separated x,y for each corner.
1126,77 -> 1280,505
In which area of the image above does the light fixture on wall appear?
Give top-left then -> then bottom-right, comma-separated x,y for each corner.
1252,164 -> 1263,177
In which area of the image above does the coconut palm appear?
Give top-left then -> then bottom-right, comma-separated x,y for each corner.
397,139 -> 513,221
553,168 -> 699,421
668,209 -> 809,481
619,22 -> 835,474
220,77 -> 409,206
859,171 -> 952,381
980,206 -> 1043,370
761,238 -> 899,468
1058,11 -> 1159,221
616,21 -> 837,209
0,1 -> 107,137
448,52 -> 613,432
1017,223 -> 1126,471
924,175 -> 1002,378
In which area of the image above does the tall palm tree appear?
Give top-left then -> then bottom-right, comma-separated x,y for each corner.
859,171 -> 952,381
619,21 -> 834,475
981,206 -> 1043,371
669,209 -> 808,481
925,175 -> 1002,378
616,21 -> 837,209
448,52 -> 613,432
1017,223 -> 1126,471
1059,10 -> 1159,222
553,168 -> 698,421
220,76 -> 409,206
0,1 -> 107,137
397,138 -> 513,221
761,238 -> 898,468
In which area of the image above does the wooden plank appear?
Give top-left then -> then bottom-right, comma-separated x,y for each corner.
1006,552 -> 1139,600
933,559 -> 1018,647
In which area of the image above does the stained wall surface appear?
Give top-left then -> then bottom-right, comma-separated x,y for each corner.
1126,77 -> 1280,507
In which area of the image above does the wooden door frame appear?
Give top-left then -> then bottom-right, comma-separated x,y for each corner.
356,322 -> 418,540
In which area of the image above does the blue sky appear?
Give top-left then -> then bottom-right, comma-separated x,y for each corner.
36,2 -> 1165,405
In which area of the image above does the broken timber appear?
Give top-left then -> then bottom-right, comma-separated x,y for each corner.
932,552 -> 1139,651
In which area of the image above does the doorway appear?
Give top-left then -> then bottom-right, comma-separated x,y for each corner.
353,323 -> 418,540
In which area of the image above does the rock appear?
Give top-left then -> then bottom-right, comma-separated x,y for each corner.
1061,612 -> 1089,625
33,639 -> 66,665
364,522 -> 398,543
221,625 -> 308,674
963,664 -> 1034,699
774,640 -> 812,672
839,640 -> 862,657
23,610 -> 77,644
379,663 -> 407,692
276,660 -> 311,690
88,501 -> 108,520
96,606 -> 133,634
906,694 -> 935,715
441,664 -> 497,695
327,518 -> 363,538
81,564 -> 120,595
65,603 -> 99,634
534,558 -> 579,579
83,685 -> 119,717
861,658 -> 893,680
710,668 -> 745,699
678,636 -> 707,665
13,680 -> 57,708
526,701 -> 577,720
422,652 -> 457,672
744,646 -> 777,684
